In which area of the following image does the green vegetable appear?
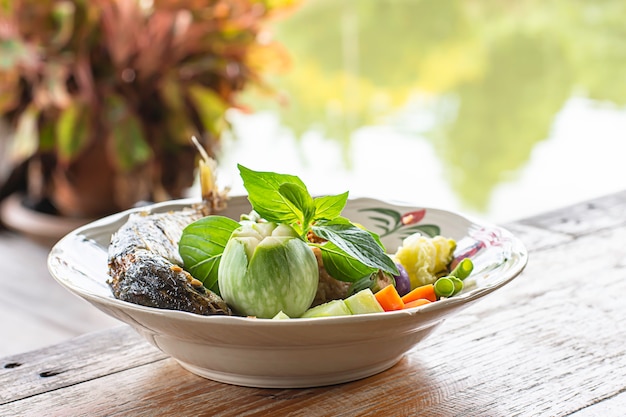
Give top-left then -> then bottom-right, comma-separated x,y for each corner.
178,215 -> 241,293
301,299 -> 352,318
344,289 -> 384,314
434,276 -> 464,298
450,258 -> 474,280
301,290 -> 384,318
346,270 -> 394,297
179,165 -> 400,317
272,311 -> 291,320
218,221 -> 319,318
449,276 -> 464,294
238,164 -> 398,280
434,277 -> 455,298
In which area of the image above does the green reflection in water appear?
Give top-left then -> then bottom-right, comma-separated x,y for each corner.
431,32 -> 572,211
243,0 -> 625,212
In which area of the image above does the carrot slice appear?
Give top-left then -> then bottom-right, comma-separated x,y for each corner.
374,284 -> 405,311
403,299 -> 432,309
401,284 -> 437,304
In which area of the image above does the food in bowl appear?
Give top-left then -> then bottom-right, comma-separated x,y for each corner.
48,185 -> 527,387
106,160 -> 477,320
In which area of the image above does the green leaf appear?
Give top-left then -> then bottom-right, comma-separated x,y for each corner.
56,102 -> 90,162
105,94 -> 151,171
38,121 -> 55,151
317,241 -> 375,282
179,215 -> 240,291
279,182 -> 315,233
187,84 -> 227,136
161,74 -> 197,144
238,164 -> 309,224
236,166 -> 397,280
311,219 -> 398,275
313,192 -> 348,220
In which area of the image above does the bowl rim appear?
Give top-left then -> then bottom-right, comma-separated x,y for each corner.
47,196 -> 529,326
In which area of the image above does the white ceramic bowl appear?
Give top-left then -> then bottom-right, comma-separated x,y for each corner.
48,197 -> 527,388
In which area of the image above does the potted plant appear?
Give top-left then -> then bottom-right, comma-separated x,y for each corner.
0,0 -> 293,225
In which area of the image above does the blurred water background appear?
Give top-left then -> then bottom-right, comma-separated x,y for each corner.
212,0 -> 626,223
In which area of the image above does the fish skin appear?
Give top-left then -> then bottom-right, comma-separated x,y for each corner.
107,208 -> 232,316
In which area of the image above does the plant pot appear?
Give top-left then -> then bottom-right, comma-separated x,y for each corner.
0,193 -> 93,247
50,137 -> 152,219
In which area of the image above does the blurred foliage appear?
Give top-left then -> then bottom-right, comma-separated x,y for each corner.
430,32 -> 573,209
0,0 -> 295,217
241,0 -> 626,212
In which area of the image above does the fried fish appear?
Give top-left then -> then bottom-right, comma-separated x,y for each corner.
107,207 -> 231,316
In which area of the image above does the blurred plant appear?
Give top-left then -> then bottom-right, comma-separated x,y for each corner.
0,0 -> 295,217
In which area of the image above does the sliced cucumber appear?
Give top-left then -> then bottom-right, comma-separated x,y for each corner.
272,311 -> 291,320
345,289 -> 384,315
300,299 -> 352,318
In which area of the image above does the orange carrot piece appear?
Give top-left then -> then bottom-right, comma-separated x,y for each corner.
403,299 -> 432,309
401,284 -> 437,304
375,284 -> 405,311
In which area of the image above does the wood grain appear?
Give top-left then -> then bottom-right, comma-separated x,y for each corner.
0,230 -> 118,356
1,190 -> 626,416
0,326 -> 166,404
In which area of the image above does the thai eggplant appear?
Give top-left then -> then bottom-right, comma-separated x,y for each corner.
218,221 -> 319,318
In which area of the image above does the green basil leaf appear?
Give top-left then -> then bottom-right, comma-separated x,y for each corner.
313,192 -> 348,220
317,241 -> 376,282
238,164 -> 308,224
179,215 -> 240,290
311,219 -> 398,275
105,94 -> 151,171
279,182 -> 315,231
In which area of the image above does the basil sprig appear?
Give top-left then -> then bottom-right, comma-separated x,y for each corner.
238,164 -> 398,281
180,165 -> 398,286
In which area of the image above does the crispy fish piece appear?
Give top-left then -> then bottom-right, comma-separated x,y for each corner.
107,208 -> 231,316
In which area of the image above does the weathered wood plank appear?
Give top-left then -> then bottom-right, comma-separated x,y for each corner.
518,189 -> 626,236
502,221 -> 573,252
0,301 -> 78,358
0,348 -> 512,417
568,391 -> 626,417
0,231 -> 118,356
2,218 -> 626,416
0,325 -> 166,405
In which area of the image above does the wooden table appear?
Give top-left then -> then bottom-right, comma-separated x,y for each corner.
2,191 -> 626,416
0,223 -> 118,358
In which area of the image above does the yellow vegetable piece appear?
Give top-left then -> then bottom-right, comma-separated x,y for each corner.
393,234 -> 456,289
